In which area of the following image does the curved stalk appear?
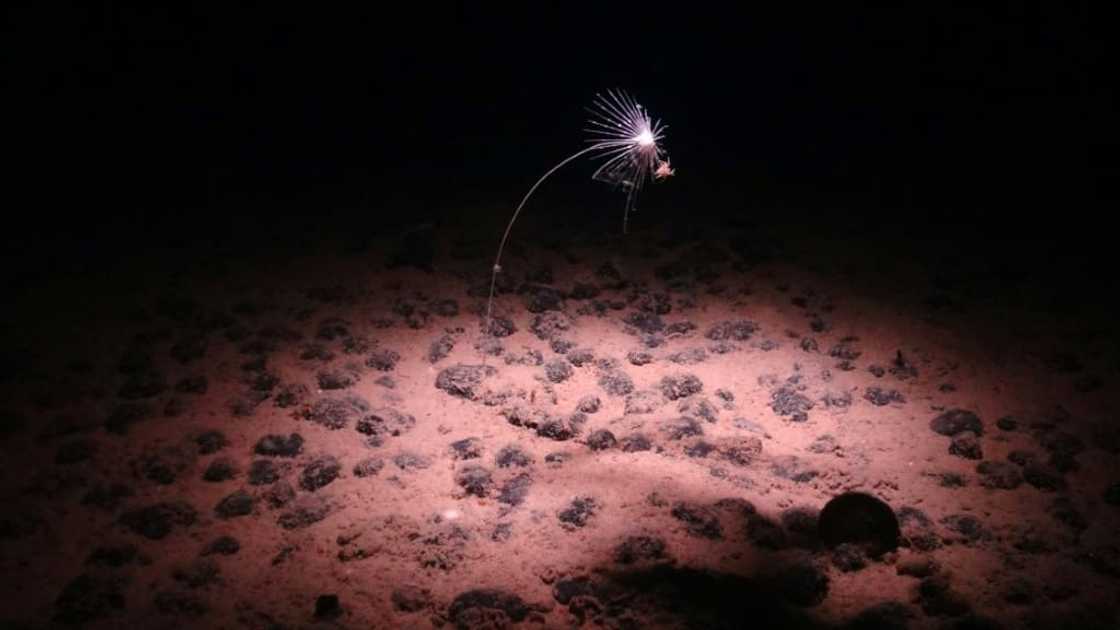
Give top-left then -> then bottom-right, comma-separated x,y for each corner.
483,144 -> 604,341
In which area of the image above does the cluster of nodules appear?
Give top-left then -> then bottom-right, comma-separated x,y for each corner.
929,407 -> 1109,498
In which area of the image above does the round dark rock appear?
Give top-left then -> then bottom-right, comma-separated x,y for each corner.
976,460 -> 1022,489
1023,463 -> 1066,491
627,350 -> 654,365
215,490 -> 254,519
366,348 -> 401,371
781,506 -> 821,548
353,457 -> 384,478
662,416 -> 704,441
598,370 -> 635,396
497,472 -> 533,506
491,522 -> 514,542
391,585 -> 431,612
428,334 -> 455,363
626,310 -> 665,334
450,437 -> 483,460
247,371 -> 279,392
722,437 -> 763,466
770,386 -> 813,421
248,459 -> 281,485
940,513 -> 990,543
172,560 -> 220,589
660,373 -> 704,400
536,415 -> 579,441
254,433 -> 303,457
832,543 -> 868,572
671,502 -> 723,539
134,453 -> 182,485
818,492 -> 900,556
317,369 -> 357,390
567,348 -> 595,367
201,536 -> 240,556
680,397 -> 720,423
949,432 -> 983,460
558,496 -> 599,528
300,455 -> 341,491
448,589 -> 529,627
624,389 -> 663,414
586,429 -> 617,451
864,387 -> 905,406
195,430 -> 227,454
274,383 -> 309,408
456,465 -> 493,497
495,445 -> 532,468
502,347 -> 541,366
529,312 -> 572,340
300,343 -> 335,361
746,514 -> 788,550
545,359 -> 573,383
265,481 -> 296,508
898,507 -> 942,552
930,409 -> 983,436
706,320 -> 759,341
484,316 -> 515,338
619,433 -> 652,452
119,501 -> 196,539
202,457 -> 237,482
576,395 -> 601,414
808,434 -> 839,454
316,318 -> 349,340
769,455 -> 819,483
277,494 -> 331,529
613,535 -> 667,564
355,407 -> 416,446
685,441 -> 716,458
435,364 -> 497,400
533,410 -> 586,439
1007,450 -> 1038,467
393,452 -> 432,471
303,395 -> 368,429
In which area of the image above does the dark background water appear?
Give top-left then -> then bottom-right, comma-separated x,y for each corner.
5,3 -> 1112,277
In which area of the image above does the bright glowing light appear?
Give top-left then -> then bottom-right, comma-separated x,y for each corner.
584,90 -> 669,192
